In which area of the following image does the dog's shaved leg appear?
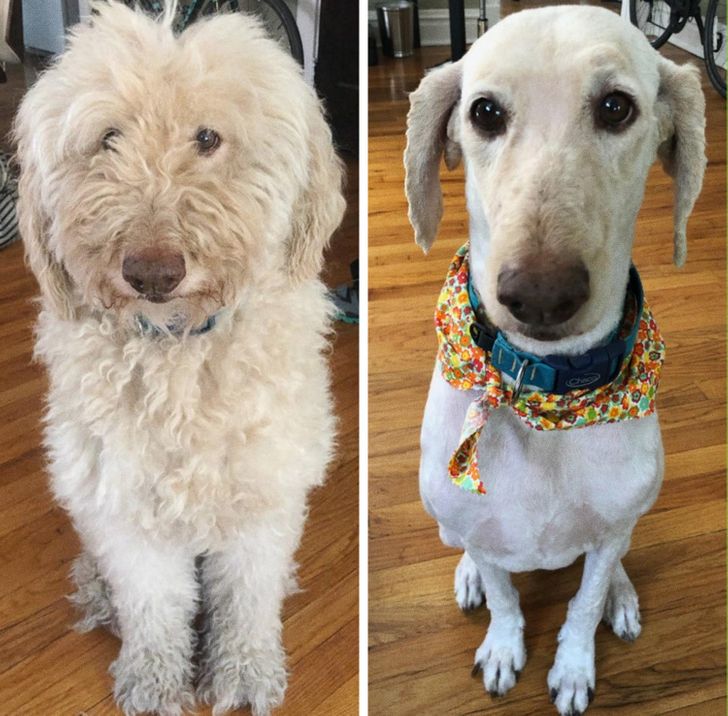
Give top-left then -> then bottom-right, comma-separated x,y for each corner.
548,538 -> 629,716
454,551 -> 485,611
602,560 -> 641,642
197,520 -> 300,716
98,532 -> 197,716
469,553 -> 526,698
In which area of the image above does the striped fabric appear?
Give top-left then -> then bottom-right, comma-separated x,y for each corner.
0,152 -> 18,249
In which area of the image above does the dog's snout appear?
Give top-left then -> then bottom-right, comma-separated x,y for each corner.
122,248 -> 186,299
497,260 -> 590,327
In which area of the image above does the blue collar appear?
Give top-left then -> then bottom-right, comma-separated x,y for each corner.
467,267 -> 643,394
134,312 -> 220,338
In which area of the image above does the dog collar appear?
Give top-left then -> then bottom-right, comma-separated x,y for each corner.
435,244 -> 665,495
134,312 -> 220,338
467,267 -> 644,396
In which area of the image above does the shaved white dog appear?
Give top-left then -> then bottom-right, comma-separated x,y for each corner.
405,7 -> 705,715
14,3 -> 344,715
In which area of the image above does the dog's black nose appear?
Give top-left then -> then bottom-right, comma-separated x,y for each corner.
122,248 -> 186,298
497,259 -> 590,326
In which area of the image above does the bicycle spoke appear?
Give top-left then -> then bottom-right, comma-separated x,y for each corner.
630,0 -> 678,48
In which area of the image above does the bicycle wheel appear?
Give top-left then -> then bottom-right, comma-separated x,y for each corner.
122,1 -> 163,12
704,0 -> 727,98
198,0 -> 304,67
629,0 -> 677,48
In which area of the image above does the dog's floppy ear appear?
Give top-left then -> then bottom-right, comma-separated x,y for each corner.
655,58 -> 706,267
404,60 -> 463,253
288,98 -> 346,282
13,103 -> 76,320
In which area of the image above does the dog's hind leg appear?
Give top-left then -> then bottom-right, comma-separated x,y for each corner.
454,551 -> 485,611
602,560 -> 641,642
548,536 -> 629,716
68,551 -> 120,637
468,553 -> 526,698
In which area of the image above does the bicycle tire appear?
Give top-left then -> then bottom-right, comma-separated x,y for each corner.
198,0 -> 304,67
704,0 -> 727,98
629,0 -> 677,48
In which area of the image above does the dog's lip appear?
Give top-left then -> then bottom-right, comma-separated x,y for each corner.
142,293 -> 171,304
493,319 -> 580,343
477,306 -> 573,343
485,310 -> 581,343
520,325 -> 569,342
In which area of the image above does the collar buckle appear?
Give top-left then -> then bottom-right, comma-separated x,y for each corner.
470,321 -> 496,351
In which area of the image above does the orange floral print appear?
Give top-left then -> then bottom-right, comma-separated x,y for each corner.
436,245 -> 665,495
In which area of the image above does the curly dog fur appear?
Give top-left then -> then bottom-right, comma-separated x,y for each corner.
13,2 -> 345,714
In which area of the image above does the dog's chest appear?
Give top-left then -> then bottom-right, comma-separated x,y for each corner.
420,370 -> 664,572
38,310 -> 333,544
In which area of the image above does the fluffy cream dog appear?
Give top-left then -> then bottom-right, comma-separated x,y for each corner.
406,6 -> 705,715
13,3 -> 344,715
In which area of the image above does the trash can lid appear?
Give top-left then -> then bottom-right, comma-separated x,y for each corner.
376,0 -> 413,9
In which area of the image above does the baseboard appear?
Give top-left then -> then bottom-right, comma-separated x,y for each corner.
666,18 -> 706,59
416,8 -> 484,46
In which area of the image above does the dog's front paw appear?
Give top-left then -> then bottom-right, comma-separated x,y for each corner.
111,648 -> 194,716
602,580 -> 641,642
455,552 -> 485,611
547,642 -> 595,716
197,644 -> 287,716
472,620 -> 526,697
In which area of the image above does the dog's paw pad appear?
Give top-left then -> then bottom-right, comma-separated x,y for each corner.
603,584 -> 641,642
473,625 -> 526,697
198,649 -> 287,716
111,653 -> 194,716
454,553 -> 485,611
547,650 -> 595,715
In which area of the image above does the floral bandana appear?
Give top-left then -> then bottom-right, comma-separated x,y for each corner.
435,244 -> 665,495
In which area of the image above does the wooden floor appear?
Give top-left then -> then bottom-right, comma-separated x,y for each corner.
0,65 -> 358,715
368,17 -> 727,716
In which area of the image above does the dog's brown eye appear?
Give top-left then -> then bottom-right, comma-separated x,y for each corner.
470,98 -> 507,135
596,92 -> 635,130
101,128 -> 120,151
196,128 -> 221,155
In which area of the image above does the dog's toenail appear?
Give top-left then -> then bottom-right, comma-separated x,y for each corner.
550,688 -> 558,703
471,662 -> 482,677
587,687 -> 595,703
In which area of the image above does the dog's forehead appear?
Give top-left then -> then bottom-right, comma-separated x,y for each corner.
462,7 -> 658,97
